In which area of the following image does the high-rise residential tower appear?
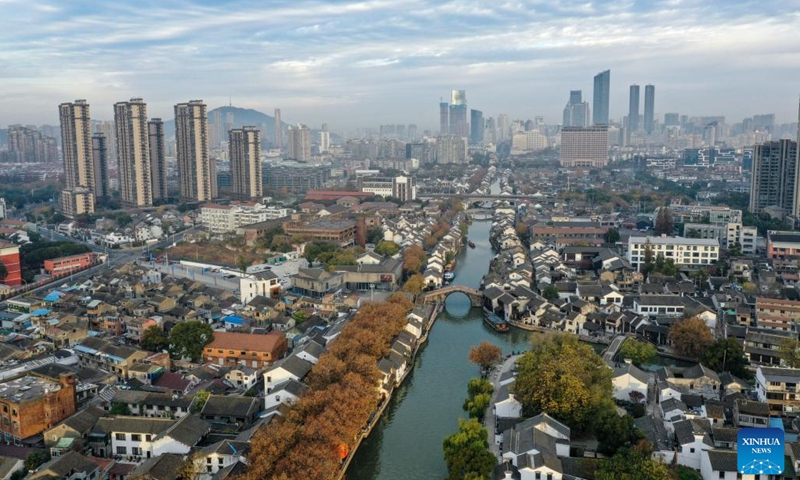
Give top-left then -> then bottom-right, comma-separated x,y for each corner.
115,98 -> 153,208
644,85 -> 655,134
8,126 -> 58,163
319,123 -> 330,154
628,85 -> 640,132
749,139 -> 799,217
449,90 -> 468,138
229,126 -> 262,200
563,90 -> 590,127
59,99 -> 96,215
148,119 -> 168,201
175,100 -> 215,202
439,101 -> 449,135
274,109 -> 282,149
91,133 -> 110,200
592,70 -> 610,125
559,126 -> 609,167
287,124 -> 311,161
470,109 -> 484,145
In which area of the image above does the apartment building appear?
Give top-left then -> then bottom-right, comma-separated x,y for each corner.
626,235 -> 720,269
756,366 -> 800,416
0,372 -> 77,442
200,202 -> 291,234
754,297 -> 800,331
683,222 -> 757,255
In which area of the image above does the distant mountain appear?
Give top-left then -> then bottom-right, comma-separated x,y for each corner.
164,105 -> 287,140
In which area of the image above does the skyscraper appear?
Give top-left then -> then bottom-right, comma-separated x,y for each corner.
563,90 -> 590,127
664,113 -> 680,127
559,126 -> 609,167
287,124 -> 311,161
628,85 -> 640,132
439,101 -> 449,135
91,133 -> 109,200
59,100 -> 95,215
274,108 -> 283,150
448,90 -> 468,138
148,119 -> 168,201
749,139 -> 799,217
497,114 -> 510,141
319,123 -> 330,154
436,135 -> 467,164
229,126 -> 262,200
175,100 -> 215,202
115,98 -> 153,208
592,70 -> 610,125
644,85 -> 655,134
470,109 -> 484,145
8,125 -> 58,163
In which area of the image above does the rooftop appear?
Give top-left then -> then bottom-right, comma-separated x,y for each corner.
0,375 -> 61,403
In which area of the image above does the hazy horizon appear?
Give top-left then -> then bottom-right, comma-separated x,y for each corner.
2,0 -> 799,131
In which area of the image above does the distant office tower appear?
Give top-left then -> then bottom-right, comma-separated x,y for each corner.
175,100 -> 215,202
148,119 -> 168,201
7,125 -> 58,163
436,135 -> 467,164
229,126 -> 262,200
593,70 -> 610,125
753,114 -> 776,132
59,100 -> 95,215
407,124 -> 417,140
749,139 -> 800,216
628,85 -> 640,132
497,114 -> 510,141
319,130 -> 330,154
664,113 -> 680,127
559,125 -> 609,167
484,117 -> 496,144
644,85 -> 655,134
449,90 -> 469,138
91,133 -> 110,199
274,109 -> 283,149
287,124 -> 311,161
470,109 -> 484,145
563,90 -> 590,127
439,101 -> 449,135
114,98 -> 153,208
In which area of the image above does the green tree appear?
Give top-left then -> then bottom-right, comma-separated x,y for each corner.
595,445 -> 672,480
236,255 -> 251,273
463,393 -> 492,422
778,338 -> 800,368
140,325 -> 169,352
375,241 -> 400,257
169,321 -> 214,362
442,418 -> 496,480
691,268 -> 709,289
701,338 -> 750,379
542,284 -> 559,302
604,227 -> 620,244
192,390 -> 211,413
0,261 -> 7,282
24,452 -> 51,472
292,311 -> 309,324
110,402 -> 132,415
593,410 -> 645,456
514,333 -> 613,431
366,226 -> 384,245
619,339 -> 657,367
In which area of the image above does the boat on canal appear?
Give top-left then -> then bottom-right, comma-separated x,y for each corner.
443,271 -> 455,281
483,311 -> 510,332
468,240 -> 476,249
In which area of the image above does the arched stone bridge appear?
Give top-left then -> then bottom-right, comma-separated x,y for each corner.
422,285 -> 484,307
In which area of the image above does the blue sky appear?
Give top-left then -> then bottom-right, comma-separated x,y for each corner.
1,0 -> 799,132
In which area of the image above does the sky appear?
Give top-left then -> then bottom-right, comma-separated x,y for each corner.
1,0 -> 800,132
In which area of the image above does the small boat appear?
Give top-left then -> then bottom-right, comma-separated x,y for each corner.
468,240 -> 476,249
443,271 -> 455,281
484,312 -> 510,332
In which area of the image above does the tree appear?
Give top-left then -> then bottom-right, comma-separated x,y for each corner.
691,268 -> 709,290
619,339 -> 657,367
514,333 -> 614,431
593,409 -> 645,456
402,244 -> 427,275
24,452 -> 50,472
236,255 -> 251,273
542,284 -> 559,302
469,341 -> 502,378
140,325 -> 169,352
701,338 -> 750,378
110,402 -> 131,415
595,447 -> 673,480
192,390 -> 210,412
778,338 -> 800,368
292,311 -> 308,324
375,241 -> 400,257
442,418 -> 497,480
669,316 -> 714,358
604,227 -> 620,244
463,378 -> 494,422
403,273 -> 425,296
654,207 -> 674,236
169,321 -> 214,362
0,261 -> 7,281
366,226 -> 384,244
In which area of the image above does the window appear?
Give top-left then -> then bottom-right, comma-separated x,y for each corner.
132,447 -> 142,456
719,471 -> 724,479
146,435 -> 152,442
131,434 -> 141,442
690,448 -> 695,453
115,433 -> 126,441
117,446 -> 127,455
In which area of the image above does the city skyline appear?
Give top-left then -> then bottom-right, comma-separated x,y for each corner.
1,1 -> 799,129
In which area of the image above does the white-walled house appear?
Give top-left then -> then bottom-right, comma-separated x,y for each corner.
96,415 -> 209,460
672,419 -> 711,469
195,440 -> 249,477
264,355 -> 313,393
700,450 -> 739,480
264,378 -> 309,411
612,363 -> 650,402
225,366 -> 260,390
494,382 -> 522,419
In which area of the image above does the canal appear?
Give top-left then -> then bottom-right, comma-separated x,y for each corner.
348,217 -> 531,480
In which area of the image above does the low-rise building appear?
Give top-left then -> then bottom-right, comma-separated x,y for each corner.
756,366 -> 800,416
200,202 -> 291,234
767,230 -> 800,259
283,219 -> 357,247
627,235 -> 719,269
754,297 -> 800,331
0,372 -> 77,442
203,331 -> 288,369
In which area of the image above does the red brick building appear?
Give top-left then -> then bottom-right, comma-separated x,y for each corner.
0,372 -> 77,442
0,239 -> 21,286
44,252 -> 96,276
204,331 -> 288,369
